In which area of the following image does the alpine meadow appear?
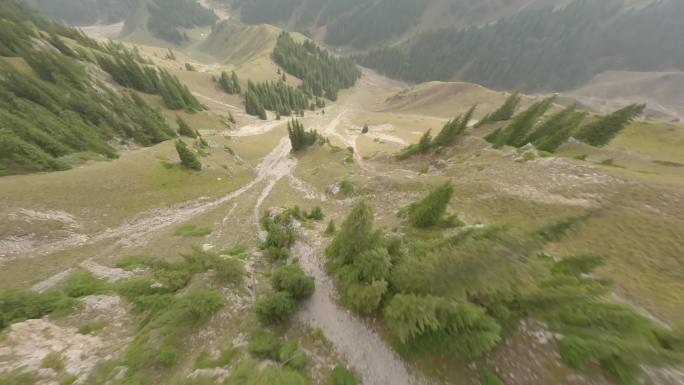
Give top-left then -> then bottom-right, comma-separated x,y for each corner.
1,1 -> 683,385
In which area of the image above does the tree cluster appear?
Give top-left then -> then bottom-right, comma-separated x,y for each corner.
96,46 -> 203,112
396,106 -> 475,160
273,32 -> 360,101
0,64 -> 174,175
287,119 -> 320,153
245,80 -> 309,119
485,97 -> 555,148
216,70 -> 241,95
482,98 -> 642,152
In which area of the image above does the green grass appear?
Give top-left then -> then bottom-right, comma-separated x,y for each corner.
78,320 -> 108,335
115,255 -> 149,270
174,224 -> 213,237
653,160 -> 684,167
41,351 -> 65,372
480,368 -> 505,385
0,370 -> 38,385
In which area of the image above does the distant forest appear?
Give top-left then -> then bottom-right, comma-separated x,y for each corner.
358,0 -> 684,91
233,0 -> 428,48
146,0 -> 217,44
25,0 -> 140,26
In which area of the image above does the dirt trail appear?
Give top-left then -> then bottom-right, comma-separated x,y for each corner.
22,71 -> 433,385
293,228 -> 430,385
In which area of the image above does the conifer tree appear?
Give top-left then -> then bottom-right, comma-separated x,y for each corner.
488,97 -> 554,148
575,104 -> 645,147
406,182 -> 454,228
478,91 -> 521,126
287,119 -> 319,152
176,116 -> 196,138
175,139 -> 201,170
326,201 -> 379,267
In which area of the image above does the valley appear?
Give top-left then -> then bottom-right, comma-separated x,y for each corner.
1,1 -> 684,385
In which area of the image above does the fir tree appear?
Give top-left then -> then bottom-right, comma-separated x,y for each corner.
176,116 -> 196,138
478,91 -> 521,126
488,97 -> 554,148
326,201 -> 379,267
406,182 -> 454,228
287,119 -> 319,152
272,32 -> 360,101
175,139 -> 201,170
575,104 -> 645,147
433,105 -> 476,147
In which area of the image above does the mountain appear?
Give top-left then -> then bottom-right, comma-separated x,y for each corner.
0,0 -> 205,175
25,0 -> 218,45
357,0 -> 684,91
228,0 -> 684,93
24,0 -> 140,26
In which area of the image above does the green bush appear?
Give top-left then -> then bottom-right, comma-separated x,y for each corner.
384,294 -> 501,359
324,219 -> 336,235
0,289 -> 76,330
0,370 -> 39,385
62,269 -> 106,298
327,365 -> 357,385
354,248 -> 391,283
254,292 -> 297,324
279,341 -> 308,371
340,280 -> 387,315
480,368 -> 505,385
213,256 -> 245,285
177,289 -> 224,322
271,263 -> 315,300
156,345 -> 177,368
306,206 -> 324,221
248,331 -> 282,360
115,255 -> 148,270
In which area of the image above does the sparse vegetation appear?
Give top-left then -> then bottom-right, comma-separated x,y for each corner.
174,224 -> 212,237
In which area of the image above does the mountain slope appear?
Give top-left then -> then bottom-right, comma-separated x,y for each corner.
0,0 -> 211,175
358,0 -> 684,91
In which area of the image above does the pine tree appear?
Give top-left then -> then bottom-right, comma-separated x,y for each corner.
433,105 -> 476,147
534,111 -> 585,153
478,91 -> 521,126
489,97 -> 554,148
575,104 -> 645,147
176,116 -> 196,138
287,119 -> 319,152
326,201 -> 379,267
175,139 -> 201,170
407,182 -> 454,228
